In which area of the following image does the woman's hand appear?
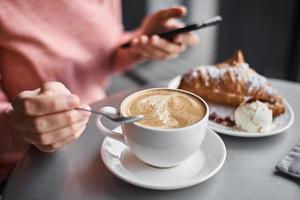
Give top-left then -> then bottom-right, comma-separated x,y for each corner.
11,82 -> 91,153
129,6 -> 199,61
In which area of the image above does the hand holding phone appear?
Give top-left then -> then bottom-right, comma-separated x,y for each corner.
121,16 -> 222,48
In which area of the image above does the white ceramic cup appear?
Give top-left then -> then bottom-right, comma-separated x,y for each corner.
96,88 -> 209,168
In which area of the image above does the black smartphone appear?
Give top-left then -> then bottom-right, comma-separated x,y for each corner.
121,15 -> 222,48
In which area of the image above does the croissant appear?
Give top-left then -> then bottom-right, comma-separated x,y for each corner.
178,50 -> 285,116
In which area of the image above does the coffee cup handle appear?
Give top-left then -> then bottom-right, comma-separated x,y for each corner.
95,106 -> 126,145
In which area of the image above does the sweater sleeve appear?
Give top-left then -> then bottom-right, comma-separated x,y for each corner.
0,83 -> 29,182
109,0 -> 146,73
111,30 -> 146,73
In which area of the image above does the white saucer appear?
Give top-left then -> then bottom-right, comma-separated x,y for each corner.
101,127 -> 226,190
168,75 -> 295,138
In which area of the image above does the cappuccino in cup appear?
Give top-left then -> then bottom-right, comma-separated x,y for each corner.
122,89 -> 205,129
96,88 -> 208,168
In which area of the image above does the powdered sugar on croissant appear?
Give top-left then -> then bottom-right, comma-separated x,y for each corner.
178,50 -> 285,116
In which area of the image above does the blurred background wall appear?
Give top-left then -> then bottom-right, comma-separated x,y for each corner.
107,0 -> 300,93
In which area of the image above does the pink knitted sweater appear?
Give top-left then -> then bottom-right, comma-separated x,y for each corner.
0,0 -> 140,181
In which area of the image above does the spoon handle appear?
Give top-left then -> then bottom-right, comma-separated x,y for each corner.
75,107 -> 103,115
76,107 -> 143,124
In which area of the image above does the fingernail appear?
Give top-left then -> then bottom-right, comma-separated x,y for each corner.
181,45 -> 186,51
178,5 -> 187,14
79,104 -> 91,116
82,110 -> 91,117
67,95 -> 80,107
75,127 -> 85,138
43,90 -> 54,96
170,5 -> 186,13
132,38 -> 138,44
174,35 -> 182,43
152,35 -> 159,45
141,36 -> 148,44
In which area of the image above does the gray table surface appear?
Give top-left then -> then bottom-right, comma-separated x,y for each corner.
3,79 -> 300,200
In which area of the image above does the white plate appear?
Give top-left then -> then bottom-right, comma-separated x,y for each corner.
168,76 -> 295,137
101,127 -> 226,190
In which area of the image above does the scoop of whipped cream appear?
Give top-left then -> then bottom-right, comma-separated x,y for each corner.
234,100 -> 273,132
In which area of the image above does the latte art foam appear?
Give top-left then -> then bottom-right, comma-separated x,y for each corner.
123,90 -> 205,128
